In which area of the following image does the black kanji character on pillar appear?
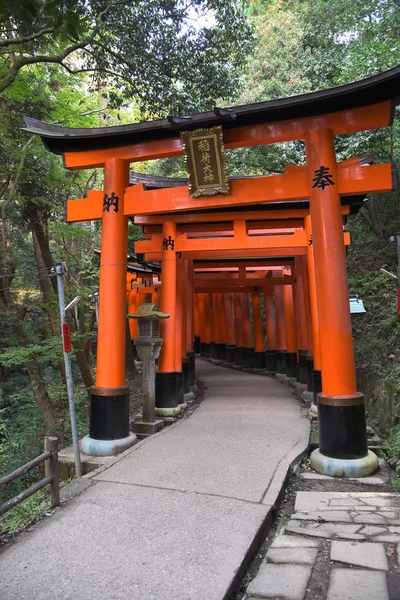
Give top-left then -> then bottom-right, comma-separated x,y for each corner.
308,235 -> 313,246
103,192 -> 119,212
176,251 -> 182,259
312,166 -> 335,190
162,236 -> 175,251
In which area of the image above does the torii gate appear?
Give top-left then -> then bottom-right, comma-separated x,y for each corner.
25,66 -> 399,477
134,197 -> 351,387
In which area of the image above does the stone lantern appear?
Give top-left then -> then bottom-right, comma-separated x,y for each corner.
128,303 -> 169,438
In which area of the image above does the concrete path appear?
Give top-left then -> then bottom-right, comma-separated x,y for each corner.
0,360 -> 308,600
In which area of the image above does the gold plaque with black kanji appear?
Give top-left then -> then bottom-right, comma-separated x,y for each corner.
180,126 -> 229,198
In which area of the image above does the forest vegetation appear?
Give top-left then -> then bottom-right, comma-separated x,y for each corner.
1,0 -> 400,534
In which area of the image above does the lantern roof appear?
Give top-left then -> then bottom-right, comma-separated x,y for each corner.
23,67 -> 400,155
128,303 -> 169,320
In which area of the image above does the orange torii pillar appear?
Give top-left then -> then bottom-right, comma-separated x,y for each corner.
233,293 -> 245,365
185,260 -> 196,388
240,292 -> 255,368
155,221 -> 181,417
175,256 -> 185,404
81,158 -> 137,456
305,214 -> 322,405
211,293 -> 221,359
223,293 -> 236,363
293,256 -> 311,386
300,256 -> 315,393
203,293 -> 214,359
213,293 -> 227,361
306,128 -> 378,476
197,293 -> 209,357
193,293 -> 202,354
274,276 -> 287,376
264,284 -> 278,372
282,273 -> 297,379
252,291 -> 266,369
128,288 -> 139,341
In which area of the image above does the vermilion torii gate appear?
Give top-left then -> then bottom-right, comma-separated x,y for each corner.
25,66 -> 399,476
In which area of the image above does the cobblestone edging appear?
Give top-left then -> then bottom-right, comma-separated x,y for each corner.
244,491 -> 400,600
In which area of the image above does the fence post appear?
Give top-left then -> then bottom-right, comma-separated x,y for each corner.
44,436 -> 60,507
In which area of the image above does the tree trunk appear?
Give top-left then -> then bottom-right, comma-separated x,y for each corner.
32,228 -> 66,381
360,199 -> 383,238
24,356 -> 57,430
83,309 -> 96,363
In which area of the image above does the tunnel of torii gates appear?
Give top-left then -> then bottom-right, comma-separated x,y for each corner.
26,66 -> 400,476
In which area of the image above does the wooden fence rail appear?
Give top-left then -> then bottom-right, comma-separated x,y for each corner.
0,436 -> 60,517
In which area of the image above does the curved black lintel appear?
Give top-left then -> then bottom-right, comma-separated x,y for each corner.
23,67 -> 400,155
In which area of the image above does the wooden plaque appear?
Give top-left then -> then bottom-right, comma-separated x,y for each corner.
180,126 -> 229,198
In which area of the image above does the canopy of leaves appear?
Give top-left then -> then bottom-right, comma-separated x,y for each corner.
0,0 -> 253,115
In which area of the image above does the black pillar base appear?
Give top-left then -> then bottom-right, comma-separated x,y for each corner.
234,346 -> 245,366
297,350 -> 308,384
254,351 -> 266,369
209,341 -> 216,359
155,372 -> 179,408
313,369 -> 322,403
182,358 -> 190,393
219,343 -> 227,361
194,336 -> 201,354
200,342 -> 206,357
318,394 -> 368,459
243,347 -> 255,368
306,356 -> 314,391
266,350 -> 277,372
204,343 -> 211,358
225,344 -> 236,363
285,352 -> 297,378
213,343 -> 222,360
187,351 -> 195,386
276,350 -> 287,374
89,386 -> 130,440
177,371 -> 184,404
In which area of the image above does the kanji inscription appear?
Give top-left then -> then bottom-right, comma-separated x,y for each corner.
312,166 -> 335,190
103,192 -> 119,212
162,236 -> 175,251
180,126 -> 229,198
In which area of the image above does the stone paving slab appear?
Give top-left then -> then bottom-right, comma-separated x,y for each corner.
286,519 -> 361,538
327,569 -> 389,600
266,546 -> 318,564
292,510 -> 353,522
271,535 -> 320,548
295,492 -> 400,512
375,534 -> 400,542
331,540 -> 388,570
246,563 -> 312,600
299,471 -> 388,486
0,360 -> 308,600
352,512 -> 392,524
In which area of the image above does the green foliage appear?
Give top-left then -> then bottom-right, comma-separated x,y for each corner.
0,489 -> 51,537
0,0 -> 254,115
387,425 -> 400,476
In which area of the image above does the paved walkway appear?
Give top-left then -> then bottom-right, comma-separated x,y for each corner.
0,360 -> 308,600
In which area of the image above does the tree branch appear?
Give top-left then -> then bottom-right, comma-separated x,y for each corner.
0,26 -> 55,48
